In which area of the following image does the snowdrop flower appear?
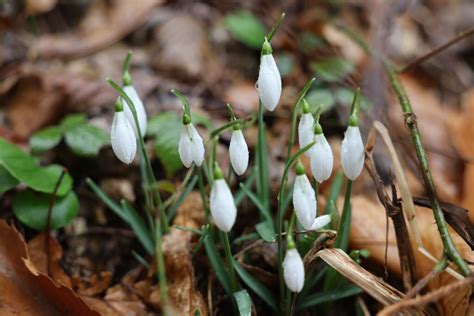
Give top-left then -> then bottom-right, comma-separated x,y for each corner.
257,38 -> 281,111
341,119 -> 364,180
310,214 -> 331,231
283,247 -> 305,293
298,100 -> 314,156
229,124 -> 249,175
310,122 -> 333,183
178,114 -> 205,168
293,162 -> 317,230
121,69 -> 147,138
111,98 -> 137,164
210,164 -> 237,232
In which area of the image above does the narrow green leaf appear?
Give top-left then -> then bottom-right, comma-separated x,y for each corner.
335,88 -> 372,110
65,124 -> 109,156
234,171 -> 255,206
0,165 -> 19,193
296,285 -> 362,310
224,10 -> 266,49
0,138 -> 72,196
234,290 -> 252,316
85,178 -> 126,220
12,189 -> 79,230
30,126 -> 63,154
256,221 -> 275,242
167,175 -> 198,222
238,182 -> 271,223
121,200 -> 154,254
311,57 -> 354,82
233,259 -> 278,311
233,232 -> 259,245
148,112 -> 183,177
204,233 -> 233,297
324,171 -> 344,215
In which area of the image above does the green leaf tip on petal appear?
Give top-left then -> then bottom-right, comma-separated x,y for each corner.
213,162 -> 224,180
295,160 -> 305,175
261,37 -> 273,55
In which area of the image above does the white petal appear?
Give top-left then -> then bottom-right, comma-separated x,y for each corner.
122,85 -> 147,138
292,174 -> 317,230
229,130 -> 249,175
283,248 -> 305,293
187,124 -> 205,167
341,126 -> 365,180
310,134 -> 334,183
178,127 -> 193,168
210,179 -> 237,232
111,112 -> 137,164
298,113 -> 315,156
310,215 -> 331,230
257,54 -> 281,111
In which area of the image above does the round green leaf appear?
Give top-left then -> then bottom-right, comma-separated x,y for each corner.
311,57 -> 354,82
0,165 -> 19,193
65,124 -> 109,157
60,113 -> 87,131
13,189 -> 79,231
0,138 -> 72,196
224,10 -> 266,49
30,126 -> 63,154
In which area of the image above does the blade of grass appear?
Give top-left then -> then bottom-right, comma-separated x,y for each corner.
235,171 -> 256,206
234,290 -> 253,316
166,175 -> 198,222
296,285 -> 363,310
324,171 -> 344,215
121,200 -> 154,254
204,230 -> 233,297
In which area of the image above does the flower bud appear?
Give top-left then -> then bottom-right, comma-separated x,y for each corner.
341,126 -> 364,180
310,214 -> 331,230
310,133 -> 333,183
210,178 -> 237,232
298,113 -> 314,156
122,85 -> 147,138
111,104 -> 137,164
178,122 -> 205,168
229,128 -> 249,175
293,165 -> 317,230
283,248 -> 305,293
257,39 -> 281,111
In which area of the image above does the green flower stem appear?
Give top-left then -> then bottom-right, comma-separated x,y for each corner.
155,217 -> 168,305
257,101 -> 270,212
208,117 -> 253,140
335,22 -> 471,277
335,179 -> 352,252
221,231 -> 238,292
267,13 -> 286,43
277,141 -> 316,307
171,89 -> 191,118
285,78 -> 316,160
197,167 -> 210,224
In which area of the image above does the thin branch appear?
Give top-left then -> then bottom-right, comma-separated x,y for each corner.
399,27 -> 474,73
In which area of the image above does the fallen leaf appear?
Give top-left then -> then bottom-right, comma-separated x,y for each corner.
30,0 -> 163,59
0,220 -> 98,315
224,81 -> 259,115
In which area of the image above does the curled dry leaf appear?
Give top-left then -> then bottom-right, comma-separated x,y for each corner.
30,0 -> 163,59
0,220 -> 98,315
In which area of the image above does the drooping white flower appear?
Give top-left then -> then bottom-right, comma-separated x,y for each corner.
122,85 -> 147,138
283,248 -> 305,293
178,122 -> 205,168
298,112 -> 314,156
293,165 -> 317,230
111,104 -> 137,164
310,215 -> 331,231
341,126 -> 364,180
229,128 -> 249,175
210,178 -> 237,232
257,39 -> 281,111
310,132 -> 333,183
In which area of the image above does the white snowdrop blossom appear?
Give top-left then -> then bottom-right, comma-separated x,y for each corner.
283,248 -> 305,293
310,215 -> 331,231
293,166 -> 317,230
178,122 -> 205,168
257,40 -> 281,111
229,128 -> 249,175
341,126 -> 364,180
122,85 -> 147,138
111,105 -> 137,164
210,178 -> 237,232
310,132 -> 333,183
298,112 -> 314,156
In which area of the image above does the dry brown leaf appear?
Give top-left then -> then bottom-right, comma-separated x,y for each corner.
73,272 -> 113,297
448,88 -> 474,222
153,14 -> 215,80
224,81 -> 259,115
347,195 -> 473,315
30,0 -> 163,59
25,0 -> 57,15
27,233 -> 72,287
0,220 -> 98,315
389,74 -> 462,202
